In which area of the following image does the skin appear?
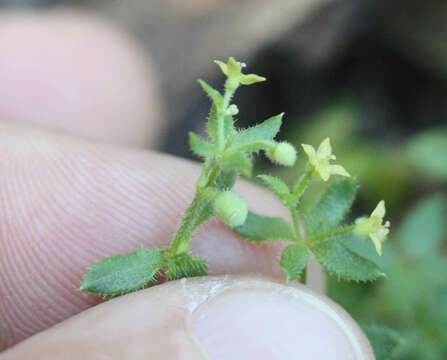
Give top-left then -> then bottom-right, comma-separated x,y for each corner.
0,10 -> 374,359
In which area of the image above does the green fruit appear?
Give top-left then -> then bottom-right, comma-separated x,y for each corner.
271,142 -> 297,167
214,191 -> 248,227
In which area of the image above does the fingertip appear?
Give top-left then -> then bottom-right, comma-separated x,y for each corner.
0,124 -> 324,348
190,277 -> 373,360
3,276 -> 373,360
0,9 -> 163,147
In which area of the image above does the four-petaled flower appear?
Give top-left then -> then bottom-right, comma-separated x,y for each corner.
301,137 -> 350,181
215,57 -> 266,86
354,200 -> 391,256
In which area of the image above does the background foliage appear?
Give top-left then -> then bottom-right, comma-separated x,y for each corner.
288,104 -> 447,359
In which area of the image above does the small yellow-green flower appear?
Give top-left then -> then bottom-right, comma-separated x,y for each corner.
354,200 -> 390,256
301,137 -> 350,181
215,57 -> 266,88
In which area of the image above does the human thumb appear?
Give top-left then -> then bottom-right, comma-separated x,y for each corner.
1,276 -> 374,360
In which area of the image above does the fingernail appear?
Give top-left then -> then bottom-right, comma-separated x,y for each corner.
190,281 -> 373,360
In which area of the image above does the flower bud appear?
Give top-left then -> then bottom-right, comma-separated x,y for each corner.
269,142 -> 297,167
227,104 -> 239,116
214,191 -> 248,228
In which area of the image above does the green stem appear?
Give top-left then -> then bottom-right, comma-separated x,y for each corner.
169,162 -> 224,256
169,85 -> 237,257
168,195 -> 204,255
217,89 -> 234,151
197,158 -> 213,189
205,164 -> 220,187
309,225 -> 355,246
290,206 -> 302,242
222,89 -> 233,110
202,188 -> 220,201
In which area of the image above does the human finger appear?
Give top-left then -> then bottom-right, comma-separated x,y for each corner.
0,123 -> 323,349
0,276 -> 373,360
0,9 -> 163,148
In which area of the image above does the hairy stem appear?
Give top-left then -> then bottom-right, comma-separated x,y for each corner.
205,164 -> 220,187
170,87 -> 235,255
217,89 -> 234,151
197,158 -> 213,189
290,206 -> 302,242
168,195 -> 204,255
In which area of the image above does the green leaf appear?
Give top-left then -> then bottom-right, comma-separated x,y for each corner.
192,199 -> 215,230
230,113 -> 283,151
207,104 -> 235,145
258,174 -> 292,205
234,211 -> 294,241
80,249 -> 166,295
207,103 -> 219,143
214,169 -> 238,190
363,325 -> 402,360
280,243 -> 309,282
166,253 -> 208,281
223,114 -> 236,142
312,234 -> 384,281
220,152 -> 253,177
339,234 -> 384,269
406,128 -> 447,181
399,194 -> 446,256
305,178 -> 357,236
189,132 -> 217,158
198,79 -> 223,108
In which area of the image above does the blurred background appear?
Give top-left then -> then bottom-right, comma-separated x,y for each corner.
0,0 -> 446,358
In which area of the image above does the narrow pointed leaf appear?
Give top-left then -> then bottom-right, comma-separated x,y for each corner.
305,178 -> 357,236
214,169 -> 238,190
192,198 -> 214,230
223,114 -> 235,141
198,79 -> 223,107
80,249 -> 166,295
207,103 -> 219,143
362,325 -> 402,360
280,243 -> 309,282
166,253 -> 208,281
234,211 -> 294,241
258,174 -> 292,205
189,132 -> 218,158
312,234 -> 384,281
220,152 -> 253,177
231,113 -> 283,147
